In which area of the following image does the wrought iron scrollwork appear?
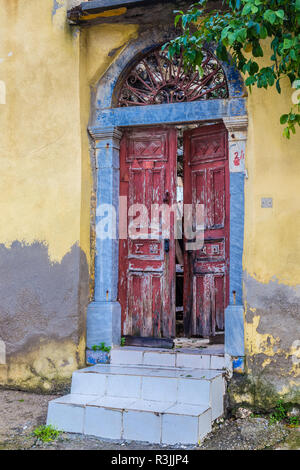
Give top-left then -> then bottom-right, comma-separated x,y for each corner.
117,48 -> 228,107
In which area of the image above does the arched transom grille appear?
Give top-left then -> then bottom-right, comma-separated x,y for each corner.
117,48 -> 228,107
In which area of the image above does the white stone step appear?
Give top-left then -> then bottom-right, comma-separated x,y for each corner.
47,394 -> 212,444
69,364 -> 224,418
47,361 -> 225,445
110,346 -> 227,370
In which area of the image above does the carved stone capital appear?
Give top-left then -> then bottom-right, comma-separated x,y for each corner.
223,115 -> 248,136
89,126 -> 123,147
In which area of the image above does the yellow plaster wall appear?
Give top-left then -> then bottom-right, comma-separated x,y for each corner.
0,0 -> 84,263
243,43 -> 300,397
0,0 -> 138,267
244,46 -> 300,286
84,23 -> 139,87
0,0 -> 139,389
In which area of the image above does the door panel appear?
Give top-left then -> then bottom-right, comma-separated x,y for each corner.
119,127 -> 177,338
183,123 -> 229,337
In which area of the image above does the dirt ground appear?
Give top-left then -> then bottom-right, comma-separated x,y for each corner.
0,388 -> 299,451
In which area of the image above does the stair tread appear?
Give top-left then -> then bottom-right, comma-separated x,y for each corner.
112,345 -> 224,356
50,394 -> 211,416
51,394 -> 98,406
88,397 -> 175,412
76,364 -> 223,380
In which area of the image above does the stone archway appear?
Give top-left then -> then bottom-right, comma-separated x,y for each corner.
86,31 -> 248,364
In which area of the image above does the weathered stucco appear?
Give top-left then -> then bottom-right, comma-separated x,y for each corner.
0,0 -> 88,389
242,44 -> 300,404
0,0 -> 139,389
0,241 -> 90,391
0,242 -> 89,391
0,0 -> 82,263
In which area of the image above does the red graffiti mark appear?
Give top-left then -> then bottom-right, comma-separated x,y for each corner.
233,150 -> 245,166
233,152 -> 240,166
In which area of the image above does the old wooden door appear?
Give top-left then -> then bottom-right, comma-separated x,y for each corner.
183,123 -> 229,337
119,127 -> 177,339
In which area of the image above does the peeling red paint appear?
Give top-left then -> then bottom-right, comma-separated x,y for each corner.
183,123 -> 230,337
118,127 -> 177,338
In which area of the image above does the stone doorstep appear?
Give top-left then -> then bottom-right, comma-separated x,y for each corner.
112,345 -> 225,355
69,366 -> 224,409
74,363 -> 223,379
46,357 -> 226,444
110,346 -> 226,370
47,394 -> 212,445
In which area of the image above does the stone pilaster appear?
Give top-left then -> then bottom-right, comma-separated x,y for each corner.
86,127 -> 123,350
223,115 -> 248,360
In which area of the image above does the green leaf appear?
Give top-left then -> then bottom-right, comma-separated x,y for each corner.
264,10 -> 276,24
253,44 -> 263,57
283,39 -> 293,49
250,61 -> 259,74
221,26 -> 230,40
280,114 -> 289,124
275,10 -> 284,19
242,4 -> 252,15
174,15 -> 181,27
216,42 -> 228,61
267,74 -> 275,86
260,26 -> 267,39
237,28 -> 247,42
245,76 -> 256,86
276,80 -> 281,94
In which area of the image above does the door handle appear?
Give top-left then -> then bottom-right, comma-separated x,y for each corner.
164,239 -> 170,253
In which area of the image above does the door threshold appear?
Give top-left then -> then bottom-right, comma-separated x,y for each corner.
113,343 -> 225,356
123,336 -> 174,349
174,336 -> 224,349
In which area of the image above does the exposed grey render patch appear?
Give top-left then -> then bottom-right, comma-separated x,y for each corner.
0,241 -> 89,357
243,272 -> 300,395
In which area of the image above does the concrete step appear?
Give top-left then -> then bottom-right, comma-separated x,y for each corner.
47,394 -> 212,444
47,360 -> 226,445
69,364 -> 224,419
110,346 -> 227,370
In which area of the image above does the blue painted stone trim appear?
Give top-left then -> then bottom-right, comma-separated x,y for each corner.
225,305 -> 245,357
221,59 -> 245,98
93,98 -> 246,129
93,132 -> 121,302
232,356 -> 245,373
229,172 -> 245,305
86,349 -> 110,365
87,301 -> 121,349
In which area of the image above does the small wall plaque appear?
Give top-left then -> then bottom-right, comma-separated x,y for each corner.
261,197 -> 273,208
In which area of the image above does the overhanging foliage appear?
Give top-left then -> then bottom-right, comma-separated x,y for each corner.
165,0 -> 300,138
